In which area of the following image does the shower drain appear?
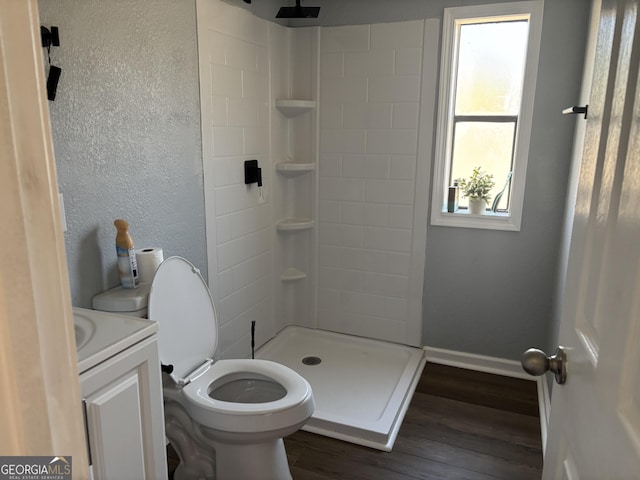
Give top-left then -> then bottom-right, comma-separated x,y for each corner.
302,356 -> 322,366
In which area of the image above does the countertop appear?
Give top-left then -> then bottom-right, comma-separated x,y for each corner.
74,307 -> 158,373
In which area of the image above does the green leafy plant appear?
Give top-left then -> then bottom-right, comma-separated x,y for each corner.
456,166 -> 496,202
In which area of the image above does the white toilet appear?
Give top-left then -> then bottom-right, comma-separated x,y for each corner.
95,256 -> 314,480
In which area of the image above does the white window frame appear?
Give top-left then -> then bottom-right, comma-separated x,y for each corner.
430,0 -> 544,231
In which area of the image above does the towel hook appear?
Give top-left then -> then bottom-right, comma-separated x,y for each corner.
562,105 -> 588,119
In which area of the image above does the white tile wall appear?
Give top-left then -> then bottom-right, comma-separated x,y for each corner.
200,3 -> 429,351
370,21 -> 424,49
344,50 -> 395,77
268,22 -> 292,336
368,76 -> 422,103
199,1 -> 275,358
390,155 -> 417,180
394,48 -> 423,76
321,25 -> 370,52
318,21 -> 424,344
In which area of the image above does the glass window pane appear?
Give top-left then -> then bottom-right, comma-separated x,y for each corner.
455,20 -> 529,116
450,121 -> 515,209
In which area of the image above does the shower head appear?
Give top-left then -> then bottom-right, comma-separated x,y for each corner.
276,0 -> 320,19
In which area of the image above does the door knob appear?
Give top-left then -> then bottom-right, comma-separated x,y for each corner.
521,346 -> 567,384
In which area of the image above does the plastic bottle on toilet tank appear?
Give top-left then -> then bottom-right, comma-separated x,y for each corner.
114,219 -> 139,289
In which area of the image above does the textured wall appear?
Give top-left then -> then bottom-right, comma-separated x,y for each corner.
38,0 -> 206,307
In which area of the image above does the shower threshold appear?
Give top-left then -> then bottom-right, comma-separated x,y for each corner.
255,326 -> 426,451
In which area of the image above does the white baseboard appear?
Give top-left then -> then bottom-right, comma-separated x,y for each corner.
423,346 -> 532,380
424,345 -> 550,456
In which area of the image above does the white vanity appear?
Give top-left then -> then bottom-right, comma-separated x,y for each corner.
74,307 -> 168,480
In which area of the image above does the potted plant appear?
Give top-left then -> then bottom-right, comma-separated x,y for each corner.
457,167 -> 496,214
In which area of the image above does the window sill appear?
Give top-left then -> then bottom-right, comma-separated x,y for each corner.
430,209 -> 521,231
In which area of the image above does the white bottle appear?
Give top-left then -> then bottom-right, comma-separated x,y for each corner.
114,219 -> 139,289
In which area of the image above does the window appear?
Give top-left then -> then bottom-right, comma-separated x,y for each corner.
431,1 -> 544,231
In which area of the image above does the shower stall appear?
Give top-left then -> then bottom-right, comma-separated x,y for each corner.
196,0 -> 436,449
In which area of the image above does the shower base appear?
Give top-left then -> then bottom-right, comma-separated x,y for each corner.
255,326 -> 426,451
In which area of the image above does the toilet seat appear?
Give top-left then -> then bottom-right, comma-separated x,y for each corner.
149,256 -> 314,432
148,256 -> 218,385
182,359 -> 314,433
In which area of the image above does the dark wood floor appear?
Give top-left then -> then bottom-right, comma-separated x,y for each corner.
168,363 -> 543,479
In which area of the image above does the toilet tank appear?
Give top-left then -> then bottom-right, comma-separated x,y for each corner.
92,282 -> 151,318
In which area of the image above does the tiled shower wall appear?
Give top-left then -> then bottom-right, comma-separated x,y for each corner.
198,1 -> 278,358
274,27 -> 319,332
199,0 -> 429,355
317,22 -> 425,345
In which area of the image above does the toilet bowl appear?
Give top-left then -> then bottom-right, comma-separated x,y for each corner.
146,256 -> 314,480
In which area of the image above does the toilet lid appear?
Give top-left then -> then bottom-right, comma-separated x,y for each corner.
148,256 -> 218,382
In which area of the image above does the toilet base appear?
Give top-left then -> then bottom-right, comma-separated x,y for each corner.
165,399 -> 295,480
211,438 -> 292,480
165,402 -> 216,480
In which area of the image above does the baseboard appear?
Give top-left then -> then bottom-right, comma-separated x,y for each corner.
423,346 -> 532,380
423,345 -> 550,457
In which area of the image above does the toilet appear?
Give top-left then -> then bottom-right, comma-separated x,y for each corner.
94,256 -> 315,480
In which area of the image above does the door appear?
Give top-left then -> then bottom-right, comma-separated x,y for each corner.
0,0 -> 88,472
81,336 -> 168,480
543,0 -> 640,477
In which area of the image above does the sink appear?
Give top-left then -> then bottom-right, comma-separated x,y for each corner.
73,307 -> 158,373
73,310 -> 96,352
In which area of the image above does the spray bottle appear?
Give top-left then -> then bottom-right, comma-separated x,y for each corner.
114,219 -> 139,289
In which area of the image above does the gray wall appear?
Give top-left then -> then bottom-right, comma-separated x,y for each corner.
229,0 -> 522,26
423,1 -> 590,360
226,0 -> 288,23
38,0 -> 206,308
284,0 -> 526,26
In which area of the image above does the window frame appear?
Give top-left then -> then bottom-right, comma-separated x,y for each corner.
430,0 -> 544,231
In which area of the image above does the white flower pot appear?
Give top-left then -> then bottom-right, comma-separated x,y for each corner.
469,198 -> 487,215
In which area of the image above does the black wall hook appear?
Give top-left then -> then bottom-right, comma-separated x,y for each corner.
41,26 -> 60,48
47,66 -> 62,101
41,26 -> 61,101
244,159 -> 262,187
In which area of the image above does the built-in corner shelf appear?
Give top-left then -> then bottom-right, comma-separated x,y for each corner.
276,161 -> 316,177
275,99 -> 316,117
280,268 -> 307,282
276,218 -> 315,232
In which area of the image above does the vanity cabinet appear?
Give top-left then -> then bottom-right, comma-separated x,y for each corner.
80,335 -> 167,480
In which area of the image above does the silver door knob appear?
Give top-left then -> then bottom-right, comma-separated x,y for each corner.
521,346 -> 567,384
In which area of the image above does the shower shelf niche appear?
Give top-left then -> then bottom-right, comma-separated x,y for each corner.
276,218 -> 315,232
280,267 -> 307,282
276,161 -> 315,177
275,99 -> 316,117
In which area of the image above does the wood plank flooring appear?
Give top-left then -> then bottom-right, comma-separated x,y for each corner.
167,363 -> 543,479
